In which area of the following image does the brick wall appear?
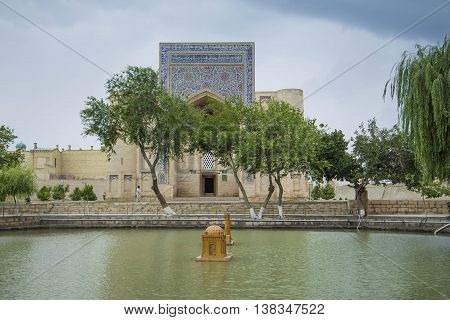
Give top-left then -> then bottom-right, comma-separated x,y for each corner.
0,200 -> 448,216
366,200 -> 449,214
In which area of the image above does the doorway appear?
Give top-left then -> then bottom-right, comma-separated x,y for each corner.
202,174 -> 216,196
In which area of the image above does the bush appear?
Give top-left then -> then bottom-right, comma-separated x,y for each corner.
81,184 -> 97,201
51,184 -> 69,200
69,187 -> 82,201
311,185 -> 321,200
320,183 -> 335,200
37,186 -> 52,201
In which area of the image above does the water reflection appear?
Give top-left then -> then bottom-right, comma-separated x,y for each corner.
0,229 -> 448,299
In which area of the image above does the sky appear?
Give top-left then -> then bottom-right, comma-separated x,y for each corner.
1,0 -> 449,150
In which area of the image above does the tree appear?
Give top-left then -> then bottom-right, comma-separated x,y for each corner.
0,166 -> 36,203
196,98 -> 257,218
245,100 -> 322,218
268,102 -> 322,217
348,119 -> 420,214
81,66 -> 197,214
0,125 -> 23,169
312,129 -> 352,182
384,37 -> 449,182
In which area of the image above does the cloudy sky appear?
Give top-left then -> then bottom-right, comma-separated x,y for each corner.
1,0 -> 449,150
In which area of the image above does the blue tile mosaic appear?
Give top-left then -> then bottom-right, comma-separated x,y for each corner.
159,43 -> 254,105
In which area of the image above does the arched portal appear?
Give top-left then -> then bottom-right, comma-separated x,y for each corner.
188,90 -> 224,196
188,89 -> 225,112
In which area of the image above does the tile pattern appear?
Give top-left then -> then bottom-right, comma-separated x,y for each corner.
160,43 -> 254,105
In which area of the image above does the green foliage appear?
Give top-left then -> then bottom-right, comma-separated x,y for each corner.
195,98 -> 251,171
384,36 -> 449,181
312,129 -> 352,182
244,100 -> 322,180
320,183 -> 335,200
81,184 -> 97,201
51,184 -> 69,200
310,183 -> 336,200
81,66 -> 197,208
349,119 -> 417,189
405,174 -> 450,198
0,125 -> 23,169
195,98 -> 322,210
311,185 -> 321,200
245,100 -> 322,208
0,166 -> 36,203
70,187 -> 82,201
37,186 -> 52,201
194,98 -> 254,207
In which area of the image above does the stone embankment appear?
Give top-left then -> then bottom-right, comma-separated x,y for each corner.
0,200 -> 449,233
1,200 -> 448,215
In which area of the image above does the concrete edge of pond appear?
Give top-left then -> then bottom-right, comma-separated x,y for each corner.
0,213 -> 449,234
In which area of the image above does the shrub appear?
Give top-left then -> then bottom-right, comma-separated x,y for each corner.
69,187 -> 82,201
81,184 -> 97,201
37,186 -> 52,201
311,185 -> 321,200
320,183 -> 335,200
51,184 -> 69,200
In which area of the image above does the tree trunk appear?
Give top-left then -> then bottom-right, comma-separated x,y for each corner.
258,174 -> 275,219
138,144 -> 175,215
274,172 -> 284,218
355,185 -> 368,216
229,155 -> 256,219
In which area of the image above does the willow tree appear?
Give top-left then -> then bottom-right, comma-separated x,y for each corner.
0,166 -> 36,203
81,66 -> 197,214
384,37 -> 449,182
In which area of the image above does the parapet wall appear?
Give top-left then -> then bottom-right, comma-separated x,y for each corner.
0,200 -> 448,215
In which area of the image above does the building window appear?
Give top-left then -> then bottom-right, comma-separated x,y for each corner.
36,157 -> 46,169
222,174 -> 228,182
54,158 -> 57,168
109,175 -> 119,193
158,161 -> 168,184
202,153 -> 215,170
124,175 -> 133,192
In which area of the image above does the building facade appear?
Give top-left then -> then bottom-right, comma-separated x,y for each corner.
22,42 -> 309,200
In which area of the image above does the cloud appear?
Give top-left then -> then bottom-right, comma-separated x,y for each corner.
0,0 -> 447,149
247,0 -> 450,41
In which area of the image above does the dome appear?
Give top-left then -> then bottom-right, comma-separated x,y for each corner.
204,225 -> 224,235
15,142 -> 26,150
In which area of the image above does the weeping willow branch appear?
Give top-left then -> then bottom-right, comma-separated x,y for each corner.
384,36 -> 449,182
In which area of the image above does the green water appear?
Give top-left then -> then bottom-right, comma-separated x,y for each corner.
0,229 -> 449,299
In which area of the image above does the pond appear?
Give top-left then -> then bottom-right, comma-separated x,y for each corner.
0,229 -> 449,299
